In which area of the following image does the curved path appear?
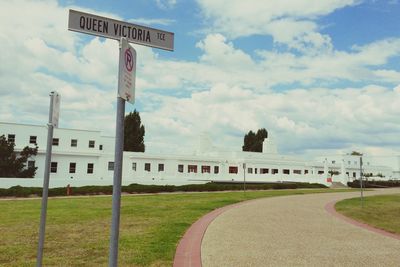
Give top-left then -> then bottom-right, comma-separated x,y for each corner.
178,188 -> 400,267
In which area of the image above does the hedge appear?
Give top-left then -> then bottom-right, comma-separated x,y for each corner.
0,182 -> 326,198
347,180 -> 400,188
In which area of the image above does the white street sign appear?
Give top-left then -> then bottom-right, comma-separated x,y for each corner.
52,92 -> 60,128
118,38 -> 136,104
68,9 -> 174,51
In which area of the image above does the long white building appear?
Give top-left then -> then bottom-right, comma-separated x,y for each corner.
0,122 -> 398,188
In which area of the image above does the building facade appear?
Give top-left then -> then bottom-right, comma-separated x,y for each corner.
0,122 -> 398,188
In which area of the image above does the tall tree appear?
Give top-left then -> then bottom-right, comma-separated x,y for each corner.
0,135 -> 38,177
242,128 -> 268,152
124,110 -> 145,152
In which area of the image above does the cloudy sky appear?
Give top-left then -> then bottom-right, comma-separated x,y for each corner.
0,0 -> 399,158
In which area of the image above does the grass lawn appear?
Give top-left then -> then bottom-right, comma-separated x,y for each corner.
1,189 -> 350,266
335,194 -> 400,235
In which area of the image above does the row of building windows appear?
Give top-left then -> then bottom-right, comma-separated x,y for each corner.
50,162 -> 94,174
6,134 -> 103,150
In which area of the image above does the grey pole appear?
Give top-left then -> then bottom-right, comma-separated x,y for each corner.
109,40 -> 126,267
360,156 -> 364,207
243,163 -> 246,193
36,92 -> 55,267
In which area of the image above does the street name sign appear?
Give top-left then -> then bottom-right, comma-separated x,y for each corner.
119,38 -> 136,104
68,9 -> 174,51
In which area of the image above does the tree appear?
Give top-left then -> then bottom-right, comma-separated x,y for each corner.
124,110 -> 145,152
0,135 -> 38,177
242,128 -> 268,152
350,151 -> 363,156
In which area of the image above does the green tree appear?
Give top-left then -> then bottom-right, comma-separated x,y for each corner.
0,135 -> 38,177
124,110 -> 145,152
350,151 -> 363,156
242,128 -> 268,152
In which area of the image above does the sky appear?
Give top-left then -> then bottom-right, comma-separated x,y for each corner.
0,0 -> 399,158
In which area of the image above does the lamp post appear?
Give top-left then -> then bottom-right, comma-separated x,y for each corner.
360,156 -> 364,207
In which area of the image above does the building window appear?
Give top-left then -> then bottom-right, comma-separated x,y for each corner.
346,172 -> 349,176
158,163 -> 164,172
99,145 -> 103,150
353,172 -> 356,178
214,166 -> 219,174
318,171 -> 324,174
7,134 -> 15,143
145,163 -> 151,172
178,164 -> 184,173
201,165 -> 211,173
293,170 -> 301,174
261,168 -> 269,174
229,166 -> 238,174
132,162 -> 137,171
70,139 -> 77,147
283,169 -> 290,175
248,168 -> 253,174
87,163 -> 94,174
272,169 -> 279,174
69,162 -> 76,173
52,138 -> 59,146
89,140 -> 95,148
255,168 -> 258,174
28,160 -> 35,169
188,165 -> 197,173
29,136 -> 37,144
108,161 -> 114,171
332,160 -> 336,164
304,170 -> 309,174
50,162 -> 58,173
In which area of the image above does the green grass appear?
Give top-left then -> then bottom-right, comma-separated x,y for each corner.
0,189 -> 350,266
335,194 -> 400,235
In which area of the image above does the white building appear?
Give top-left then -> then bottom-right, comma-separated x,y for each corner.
0,122 -> 398,188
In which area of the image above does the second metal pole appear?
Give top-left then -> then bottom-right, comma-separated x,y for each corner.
109,39 -> 126,266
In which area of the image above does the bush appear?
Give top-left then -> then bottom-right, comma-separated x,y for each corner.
0,182 -> 327,198
347,180 -> 400,188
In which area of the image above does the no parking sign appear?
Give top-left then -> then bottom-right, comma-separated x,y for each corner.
118,37 -> 136,104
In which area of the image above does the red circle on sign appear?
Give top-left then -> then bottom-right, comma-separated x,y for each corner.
125,48 -> 133,72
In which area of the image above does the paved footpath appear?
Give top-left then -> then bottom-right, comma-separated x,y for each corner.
201,188 -> 400,267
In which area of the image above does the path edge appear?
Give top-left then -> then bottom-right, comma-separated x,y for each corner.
325,199 -> 400,240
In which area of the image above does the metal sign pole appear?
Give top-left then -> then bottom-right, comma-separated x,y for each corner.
109,40 -> 126,267
360,156 -> 364,207
36,92 -> 56,267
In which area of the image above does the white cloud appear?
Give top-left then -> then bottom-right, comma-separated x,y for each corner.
155,0 -> 177,9
128,18 -> 175,26
196,0 -> 359,51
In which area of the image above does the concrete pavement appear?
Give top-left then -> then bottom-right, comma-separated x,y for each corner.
201,189 -> 400,267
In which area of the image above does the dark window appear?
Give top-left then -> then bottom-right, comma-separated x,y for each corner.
214,166 -> 219,174
89,140 -> 95,148
71,139 -> 77,147
293,170 -> 301,174
8,134 -> 15,143
283,169 -> 290,175
145,163 -> 151,172
248,168 -> 253,174
132,162 -> 137,171
108,162 -> 114,171
69,162 -> 76,173
51,162 -> 58,173
52,138 -> 59,146
28,160 -> 35,169
99,145 -> 103,150
332,160 -> 336,164
87,163 -> 94,174
272,169 -> 279,174
201,165 -> 210,173
353,172 -> 356,178
304,170 -> 309,174
29,136 -> 37,144
188,165 -> 197,173
255,168 -> 258,174
346,172 -> 349,176
158,163 -> 164,172
229,166 -> 238,174
178,164 -> 184,173
318,171 -> 324,174
261,168 -> 269,174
